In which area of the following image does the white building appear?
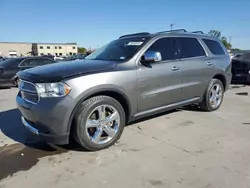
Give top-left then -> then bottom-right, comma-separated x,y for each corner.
0,42 -> 78,57
37,43 -> 77,56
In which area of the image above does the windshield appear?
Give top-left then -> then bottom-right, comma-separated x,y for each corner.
85,37 -> 150,61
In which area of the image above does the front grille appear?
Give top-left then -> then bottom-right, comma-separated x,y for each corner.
19,80 -> 39,104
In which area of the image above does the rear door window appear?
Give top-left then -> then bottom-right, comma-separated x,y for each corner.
19,59 -> 38,67
177,37 -> 206,59
36,58 -> 55,66
146,37 -> 178,61
202,39 -> 225,55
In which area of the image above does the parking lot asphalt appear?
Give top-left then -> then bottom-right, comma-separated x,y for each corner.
0,86 -> 250,188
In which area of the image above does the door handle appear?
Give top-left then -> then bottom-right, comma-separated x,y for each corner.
207,62 -> 212,66
172,66 -> 179,71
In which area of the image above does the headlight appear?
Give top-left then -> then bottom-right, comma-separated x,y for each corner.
248,70 -> 250,74
36,83 -> 71,97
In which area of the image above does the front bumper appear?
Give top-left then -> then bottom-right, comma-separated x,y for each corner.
16,92 -> 77,145
21,116 -> 69,144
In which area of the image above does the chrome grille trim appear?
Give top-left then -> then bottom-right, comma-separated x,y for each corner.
19,79 -> 40,104
19,80 -> 37,92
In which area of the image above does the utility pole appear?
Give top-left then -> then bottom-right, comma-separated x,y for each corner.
170,23 -> 175,31
229,36 -> 232,50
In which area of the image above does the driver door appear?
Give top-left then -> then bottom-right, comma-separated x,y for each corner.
138,37 -> 182,112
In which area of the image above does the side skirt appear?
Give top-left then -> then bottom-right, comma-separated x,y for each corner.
131,97 -> 201,121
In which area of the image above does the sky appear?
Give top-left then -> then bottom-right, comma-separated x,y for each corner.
0,0 -> 250,49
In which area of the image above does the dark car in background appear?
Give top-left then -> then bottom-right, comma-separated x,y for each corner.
231,52 -> 250,84
0,56 -> 56,87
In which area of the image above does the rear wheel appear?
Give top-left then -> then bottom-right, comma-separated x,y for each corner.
73,96 -> 125,151
200,79 -> 224,111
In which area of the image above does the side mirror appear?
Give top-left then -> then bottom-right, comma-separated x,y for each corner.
142,51 -> 162,63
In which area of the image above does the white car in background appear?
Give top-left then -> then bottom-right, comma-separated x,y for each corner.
54,56 -> 64,60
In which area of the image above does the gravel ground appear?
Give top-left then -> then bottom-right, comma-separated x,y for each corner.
0,85 -> 250,188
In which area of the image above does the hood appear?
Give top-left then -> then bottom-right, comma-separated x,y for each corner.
17,59 -> 118,83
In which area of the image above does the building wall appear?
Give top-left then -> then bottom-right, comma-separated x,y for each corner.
37,43 -> 77,56
0,42 -> 77,57
0,42 -> 32,56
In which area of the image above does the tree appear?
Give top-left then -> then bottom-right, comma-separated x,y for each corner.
231,48 -> 241,53
77,47 -> 86,54
31,43 -> 38,56
208,30 -> 221,38
221,36 -> 232,50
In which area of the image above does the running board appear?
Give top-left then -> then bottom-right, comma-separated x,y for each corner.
134,97 -> 201,118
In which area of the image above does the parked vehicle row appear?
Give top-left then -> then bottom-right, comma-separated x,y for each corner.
231,52 -> 250,84
16,29 -> 232,151
42,53 -> 87,61
0,56 -> 56,87
0,53 -> 90,87
60,54 -> 87,61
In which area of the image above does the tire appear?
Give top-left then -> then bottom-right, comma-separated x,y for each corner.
13,78 -> 19,87
200,79 -> 224,111
73,95 -> 126,151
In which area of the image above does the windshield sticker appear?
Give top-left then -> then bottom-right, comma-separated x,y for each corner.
127,42 -> 143,46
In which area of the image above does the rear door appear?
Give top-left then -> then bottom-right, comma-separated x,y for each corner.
176,37 -> 214,101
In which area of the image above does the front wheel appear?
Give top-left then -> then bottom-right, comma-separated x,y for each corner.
13,78 -> 19,87
73,96 -> 126,151
200,79 -> 224,111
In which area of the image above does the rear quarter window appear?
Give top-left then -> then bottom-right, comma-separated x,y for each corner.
202,39 -> 225,55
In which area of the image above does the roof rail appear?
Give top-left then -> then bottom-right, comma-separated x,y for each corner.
192,31 -> 204,34
119,32 -> 150,39
156,29 -> 187,34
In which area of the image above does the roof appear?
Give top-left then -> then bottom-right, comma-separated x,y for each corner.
119,29 -> 213,39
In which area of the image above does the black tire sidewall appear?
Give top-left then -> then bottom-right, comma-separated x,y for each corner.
205,79 -> 224,111
75,96 -> 126,151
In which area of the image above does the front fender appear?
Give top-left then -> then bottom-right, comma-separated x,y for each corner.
63,71 -> 138,132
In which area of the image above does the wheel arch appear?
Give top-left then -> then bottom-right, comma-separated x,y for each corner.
213,74 -> 227,90
67,88 -> 131,133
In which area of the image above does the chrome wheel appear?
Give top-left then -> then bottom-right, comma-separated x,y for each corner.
209,83 -> 223,108
85,105 -> 120,145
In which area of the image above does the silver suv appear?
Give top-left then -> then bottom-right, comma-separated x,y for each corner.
16,29 -> 232,151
